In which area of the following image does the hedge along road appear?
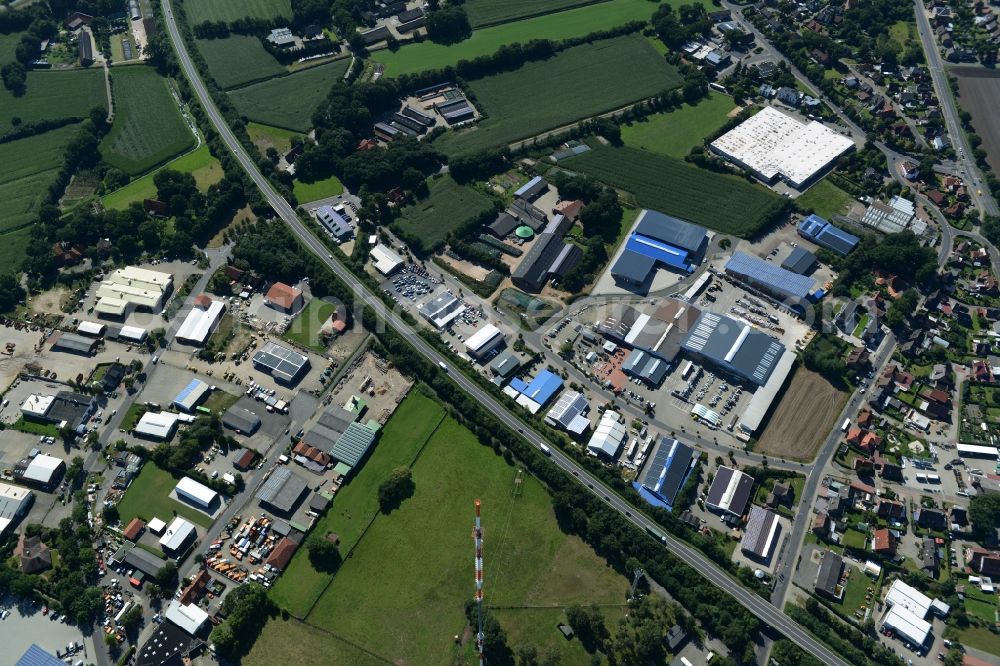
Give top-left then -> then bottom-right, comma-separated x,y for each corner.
158,2 -> 850,663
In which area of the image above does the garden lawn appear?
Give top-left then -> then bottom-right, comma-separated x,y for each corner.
196,35 -> 285,90
292,174 -> 343,203
100,66 -> 195,175
183,0 -> 291,24
836,568 -> 874,618
620,92 -> 737,158
392,176 -> 494,250
242,617 -> 385,666
959,625 -> 1000,655
433,34 -> 680,156
302,413 -> 628,665
841,529 -> 867,550
0,68 -> 106,135
797,178 -> 854,219
201,389 -> 240,414
0,123 -> 82,232
374,0 -> 705,76
268,391 -> 446,616
965,598 -> 997,623
0,31 -> 19,61
115,464 -> 214,528
228,59 -> 351,133
564,144 -> 786,237
283,299 -> 336,352
102,144 -> 222,210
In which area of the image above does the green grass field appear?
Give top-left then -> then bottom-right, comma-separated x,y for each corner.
464,0 -> 603,27
100,66 -> 196,175
372,0 -> 664,77
228,59 -> 351,132
243,617 -> 386,666
293,174 -> 343,203
0,32 -> 20,62
564,144 -> 785,237
959,625 -> 1000,655
183,0 -> 292,24
0,226 -> 31,275
301,410 -> 628,664
115,463 -> 214,528
0,69 -> 107,135
269,391 -> 446,616
247,121 -> 301,156
392,176 -> 495,249
433,35 -> 680,156
102,144 -> 223,210
283,299 -> 336,351
620,92 -> 737,158
0,123 -> 82,232
796,178 -> 855,219
196,35 -> 285,90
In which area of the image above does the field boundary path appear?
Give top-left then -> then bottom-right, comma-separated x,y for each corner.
102,61 -> 114,124
159,0 -> 852,662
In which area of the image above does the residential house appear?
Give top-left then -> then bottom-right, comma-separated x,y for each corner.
916,508 -> 947,531
873,527 -> 896,555
967,548 -> 1000,576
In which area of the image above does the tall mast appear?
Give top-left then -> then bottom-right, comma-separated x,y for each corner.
474,499 -> 485,665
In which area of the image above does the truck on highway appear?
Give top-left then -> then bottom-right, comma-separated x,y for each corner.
438,361 -> 448,372
540,444 -> 551,456
841,417 -> 851,432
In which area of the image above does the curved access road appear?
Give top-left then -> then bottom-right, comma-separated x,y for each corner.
159,2 -> 851,663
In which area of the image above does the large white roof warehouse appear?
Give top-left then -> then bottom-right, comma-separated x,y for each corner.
175,296 -> 225,346
95,266 -> 173,316
711,107 -> 854,189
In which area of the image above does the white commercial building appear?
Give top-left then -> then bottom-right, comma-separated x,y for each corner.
175,297 -> 225,346
118,325 -> 148,342
417,290 -> 466,329
76,321 -> 106,337
20,395 -> 54,419
174,476 -> 218,509
587,410 -> 627,459
710,106 -> 854,189
95,266 -> 173,316
164,600 -> 209,635
158,516 -> 197,553
956,443 -> 999,459
465,324 -> 505,361
0,482 -> 34,537
147,517 -> 167,535
545,390 -> 591,436
371,244 -> 403,275
22,454 -> 63,486
135,411 -> 182,440
881,579 -> 949,648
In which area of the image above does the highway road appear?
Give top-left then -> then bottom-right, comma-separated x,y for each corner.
913,0 -> 998,218
159,1 -> 853,663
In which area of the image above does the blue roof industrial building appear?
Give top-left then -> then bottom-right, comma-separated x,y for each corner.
611,210 -> 707,285
724,251 -> 817,302
681,311 -> 786,385
633,437 -> 696,510
507,369 -> 564,411
797,214 -> 859,255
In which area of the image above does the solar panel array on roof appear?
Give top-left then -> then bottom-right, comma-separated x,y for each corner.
681,311 -> 785,385
16,645 -> 64,666
780,246 -> 817,275
638,438 -> 694,505
725,252 -> 816,300
741,506 -> 780,559
252,341 -> 310,384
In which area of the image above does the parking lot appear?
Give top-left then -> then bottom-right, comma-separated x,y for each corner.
0,603 -> 95,665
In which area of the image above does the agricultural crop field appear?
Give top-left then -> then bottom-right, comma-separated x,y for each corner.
298,401 -> 628,665
433,35 -> 680,156
0,227 -> 31,275
756,367 -> 847,461
0,69 -> 107,135
228,59 -> 351,133
103,144 -> 223,210
563,144 -> 786,237
620,93 -> 737,158
196,35 -> 285,89
392,176 -> 495,250
955,66 -> 1000,173
371,0 -> 662,77
464,0 -> 602,27
100,66 -> 195,175
0,123 -> 82,233
183,0 -> 292,24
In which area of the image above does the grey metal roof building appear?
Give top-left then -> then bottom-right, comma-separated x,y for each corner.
635,209 -> 708,254
252,341 -> 310,384
360,25 -> 390,44
514,176 -> 549,202
51,332 -> 98,355
725,251 -> 816,301
512,233 -> 581,292
637,437 -> 694,507
48,391 -> 97,432
222,406 -> 261,435
611,210 -> 707,285
489,352 -> 520,378
488,212 -> 520,238
16,645 -> 65,666
302,406 -> 356,451
815,551 -> 844,598
121,543 -> 167,577
781,247 -> 817,275
257,467 -> 309,515
704,466 -> 754,516
740,506 -> 781,560
681,311 -> 786,385
329,421 -> 379,468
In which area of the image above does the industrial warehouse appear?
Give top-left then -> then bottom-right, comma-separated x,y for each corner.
633,437 -> 695,510
611,210 -> 708,286
95,266 -> 173,317
710,106 -> 855,189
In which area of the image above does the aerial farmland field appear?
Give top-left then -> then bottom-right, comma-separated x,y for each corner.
564,144 -> 786,237
182,0 -> 291,24
102,144 -> 223,210
955,66 -> 1000,173
463,0 -> 603,27
0,123 -> 82,232
228,59 -> 351,132
392,176 -> 495,251
0,69 -> 107,135
432,34 -> 680,156
196,35 -> 285,89
100,66 -> 195,175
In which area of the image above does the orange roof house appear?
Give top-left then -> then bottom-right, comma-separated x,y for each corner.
123,517 -> 146,541
265,282 -> 303,312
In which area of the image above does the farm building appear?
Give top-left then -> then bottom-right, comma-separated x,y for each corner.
158,516 -> 197,555
633,437 -> 695,510
164,600 -> 209,636
724,252 -> 817,302
797,214 -> 859,255
175,296 -> 225,345
266,27 -> 296,47
781,247 -> 817,275
222,406 -> 261,435
17,454 -> 64,489
359,25 -> 390,45
174,477 -> 218,510
511,232 -> 581,292
0,483 -> 34,538
880,579 -> 949,648
417,290 -> 466,329
514,176 -> 549,202
173,378 -> 210,412
95,266 -> 173,316
545,390 -> 591,435
79,30 -> 94,66
681,311 -> 787,385
465,323 -> 505,361
504,369 -> 564,413
587,410 -> 627,459
257,467 -> 309,516
396,7 -> 425,32
252,341 -> 310,384
76,321 -> 106,337
704,466 -> 754,516
300,406 -> 356,452
710,106 -> 854,189
265,282 -> 304,313
329,421 -> 380,471
814,550 -> 844,599
371,244 -> 403,275
610,210 -> 708,285
740,506 -> 781,561
597,299 -> 702,363
50,332 -> 98,355
316,205 -> 354,239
